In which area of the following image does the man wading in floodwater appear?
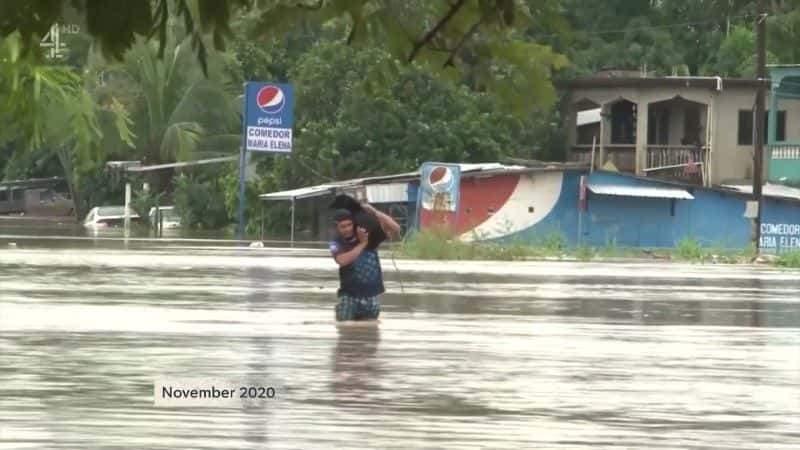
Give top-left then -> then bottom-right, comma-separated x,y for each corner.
329,202 -> 400,324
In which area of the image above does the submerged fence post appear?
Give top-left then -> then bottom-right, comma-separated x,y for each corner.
290,196 -> 295,248
124,182 -> 131,240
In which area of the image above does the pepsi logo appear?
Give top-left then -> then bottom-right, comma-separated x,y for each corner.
256,85 -> 285,114
428,166 -> 454,192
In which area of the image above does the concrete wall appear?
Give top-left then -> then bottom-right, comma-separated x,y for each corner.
571,85 -> 715,178
714,90 -> 800,182
580,171 -> 800,252
444,169 -> 800,252
570,85 -> 800,185
582,172 -> 750,248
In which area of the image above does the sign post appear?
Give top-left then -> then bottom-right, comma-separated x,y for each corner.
578,175 -> 587,244
237,82 -> 294,240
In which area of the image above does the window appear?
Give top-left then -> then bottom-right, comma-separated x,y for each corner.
611,101 -> 637,144
738,110 -> 786,145
0,190 -> 7,202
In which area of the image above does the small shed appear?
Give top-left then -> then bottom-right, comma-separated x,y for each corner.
258,171 -> 419,244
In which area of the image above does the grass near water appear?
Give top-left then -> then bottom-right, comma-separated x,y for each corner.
394,230 -> 798,266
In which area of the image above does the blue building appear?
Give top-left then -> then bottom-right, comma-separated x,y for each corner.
417,163 -> 800,253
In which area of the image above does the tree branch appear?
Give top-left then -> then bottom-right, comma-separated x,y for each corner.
408,0 -> 467,62
443,16 -> 485,67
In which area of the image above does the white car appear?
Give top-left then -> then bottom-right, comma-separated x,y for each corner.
148,206 -> 181,229
83,206 -> 141,228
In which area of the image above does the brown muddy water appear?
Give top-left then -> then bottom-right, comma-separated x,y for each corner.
0,242 -> 798,449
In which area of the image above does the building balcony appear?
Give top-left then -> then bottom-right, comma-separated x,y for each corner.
568,144 -> 636,173
644,145 -> 706,184
645,145 -> 706,171
768,143 -> 800,184
568,144 -> 706,184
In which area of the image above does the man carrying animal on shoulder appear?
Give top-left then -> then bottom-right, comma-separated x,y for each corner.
328,195 -> 401,324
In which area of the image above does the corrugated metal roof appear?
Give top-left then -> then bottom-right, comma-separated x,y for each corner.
124,156 -> 238,172
457,162 -> 527,172
259,182 -> 354,201
0,177 -> 64,189
587,182 -> 694,199
259,162 -> 543,201
721,183 -> 800,201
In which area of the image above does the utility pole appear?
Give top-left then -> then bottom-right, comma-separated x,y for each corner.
752,0 -> 767,252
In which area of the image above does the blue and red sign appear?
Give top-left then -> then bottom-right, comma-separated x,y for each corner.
420,162 -> 461,212
243,82 -> 294,153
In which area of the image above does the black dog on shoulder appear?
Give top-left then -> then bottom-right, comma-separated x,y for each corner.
330,194 -> 386,250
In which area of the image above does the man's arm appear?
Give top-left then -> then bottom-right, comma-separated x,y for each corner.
362,203 -> 401,238
330,226 -> 369,266
333,241 -> 367,267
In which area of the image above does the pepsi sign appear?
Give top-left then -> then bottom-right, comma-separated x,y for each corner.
419,162 -> 461,212
243,82 -> 294,153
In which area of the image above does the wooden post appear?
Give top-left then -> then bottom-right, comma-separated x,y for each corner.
124,182 -> 131,237
752,0 -> 767,252
290,196 -> 295,248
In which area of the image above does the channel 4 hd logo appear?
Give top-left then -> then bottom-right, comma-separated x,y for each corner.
40,23 -> 80,60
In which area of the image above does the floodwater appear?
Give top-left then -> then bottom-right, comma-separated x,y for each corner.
1,241 -> 799,449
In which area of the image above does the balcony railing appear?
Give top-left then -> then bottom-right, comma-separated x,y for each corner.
568,144 -> 636,173
569,144 -> 707,184
645,145 -> 706,171
767,144 -> 800,184
769,144 -> 800,160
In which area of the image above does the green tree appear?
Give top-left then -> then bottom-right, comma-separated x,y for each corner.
90,35 -> 241,191
254,42 -> 534,193
3,1 -> 567,117
702,25 -> 778,77
0,0 -> 248,76
0,34 -> 134,220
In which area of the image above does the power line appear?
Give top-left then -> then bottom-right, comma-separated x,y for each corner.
539,13 -> 755,39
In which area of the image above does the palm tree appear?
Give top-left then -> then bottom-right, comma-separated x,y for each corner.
92,35 -> 240,191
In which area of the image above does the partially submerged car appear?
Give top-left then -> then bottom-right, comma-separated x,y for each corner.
148,206 -> 181,229
83,206 -> 141,228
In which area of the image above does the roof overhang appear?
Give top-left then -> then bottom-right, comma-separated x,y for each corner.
0,177 -> 64,190
566,77 -> 766,91
124,156 -> 237,172
259,183 -> 353,201
721,183 -> 800,202
587,182 -> 694,199
577,108 -> 601,126
259,161 -> 591,202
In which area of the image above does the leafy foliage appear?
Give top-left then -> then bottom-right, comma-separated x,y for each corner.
251,1 -> 567,116
173,174 -> 230,229
8,0 -> 800,235
0,33 -> 134,219
0,0 -> 250,76
100,36 -> 241,165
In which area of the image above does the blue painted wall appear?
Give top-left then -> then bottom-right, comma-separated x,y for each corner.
582,172 -> 752,248
497,170 -> 583,246
500,170 -> 800,251
408,167 -> 800,251
761,197 -> 800,252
